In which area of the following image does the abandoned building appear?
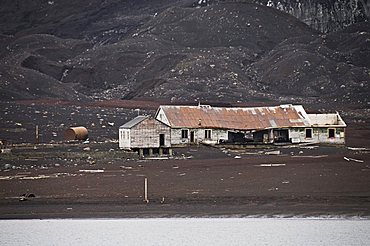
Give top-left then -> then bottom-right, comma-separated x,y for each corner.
118,115 -> 172,156
154,104 -> 346,145
119,104 -> 346,154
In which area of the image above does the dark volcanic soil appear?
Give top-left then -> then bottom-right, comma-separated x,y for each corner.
0,101 -> 369,219
0,144 -> 369,219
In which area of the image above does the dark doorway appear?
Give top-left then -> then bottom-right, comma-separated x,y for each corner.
159,134 -> 165,146
254,130 -> 268,143
190,131 -> 195,143
143,148 -> 150,155
328,129 -> 335,138
305,128 -> 312,138
273,129 -> 289,143
228,131 -> 246,143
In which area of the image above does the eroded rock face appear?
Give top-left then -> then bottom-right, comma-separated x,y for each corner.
0,0 -> 369,106
194,1 -> 369,33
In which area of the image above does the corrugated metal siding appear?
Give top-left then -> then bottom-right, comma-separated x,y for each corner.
158,105 -> 308,130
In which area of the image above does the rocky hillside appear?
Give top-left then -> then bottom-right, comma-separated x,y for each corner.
258,0 -> 369,33
0,0 -> 369,106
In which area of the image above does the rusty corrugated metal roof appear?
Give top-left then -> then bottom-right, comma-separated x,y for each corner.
158,104 -> 310,130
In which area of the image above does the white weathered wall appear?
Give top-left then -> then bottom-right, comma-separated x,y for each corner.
308,114 -> 339,125
171,128 -> 190,145
289,127 -> 345,144
156,108 -> 170,126
170,128 -> 228,146
119,129 -> 131,149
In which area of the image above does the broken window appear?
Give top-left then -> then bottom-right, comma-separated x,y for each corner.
328,128 -> 335,138
305,128 -> 312,138
181,129 -> 188,139
205,129 -> 211,139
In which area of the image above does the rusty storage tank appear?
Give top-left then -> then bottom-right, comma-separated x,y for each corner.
64,126 -> 88,141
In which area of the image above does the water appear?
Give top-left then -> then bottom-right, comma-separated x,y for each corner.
1,218 -> 369,246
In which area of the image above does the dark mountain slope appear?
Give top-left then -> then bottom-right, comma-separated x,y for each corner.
248,22 -> 370,105
61,3 -> 316,102
0,0 -> 368,106
0,0 -> 194,42
143,3 -> 314,49
325,22 -> 370,69
0,34 -> 91,101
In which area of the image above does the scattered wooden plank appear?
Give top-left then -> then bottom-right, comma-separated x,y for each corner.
344,157 -> 364,163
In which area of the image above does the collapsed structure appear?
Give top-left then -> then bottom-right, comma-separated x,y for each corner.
119,104 -> 346,153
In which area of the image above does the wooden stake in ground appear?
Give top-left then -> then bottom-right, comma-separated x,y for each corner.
144,177 -> 149,203
35,125 -> 39,144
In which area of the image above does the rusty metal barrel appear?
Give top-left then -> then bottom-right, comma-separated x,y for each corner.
64,126 -> 88,141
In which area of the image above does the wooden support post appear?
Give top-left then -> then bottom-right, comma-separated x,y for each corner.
269,129 -> 274,143
149,148 -> 153,156
139,148 -> 144,157
144,177 -> 149,203
159,148 -> 163,156
169,148 -> 173,156
35,125 -> 39,144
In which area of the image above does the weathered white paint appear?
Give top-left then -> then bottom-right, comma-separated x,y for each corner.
119,118 -> 171,149
156,108 -> 170,126
308,113 -> 346,127
289,127 -> 345,144
119,128 -> 131,149
170,128 -> 228,146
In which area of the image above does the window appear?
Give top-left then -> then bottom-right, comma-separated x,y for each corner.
181,129 -> 188,139
305,128 -> 312,138
205,129 -> 212,139
328,128 -> 335,138
124,131 -> 129,140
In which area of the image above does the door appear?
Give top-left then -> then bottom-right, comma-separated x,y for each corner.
190,131 -> 195,143
159,134 -> 165,146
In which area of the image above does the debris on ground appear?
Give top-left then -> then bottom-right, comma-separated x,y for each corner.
291,155 -> 328,158
344,157 -> 364,163
1,149 -> 11,154
347,147 -> 368,151
79,169 -> 105,173
19,193 -> 35,202
256,164 -> 286,167
265,150 -> 281,155
120,166 -> 133,170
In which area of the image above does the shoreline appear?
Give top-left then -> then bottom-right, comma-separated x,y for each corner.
1,196 -> 369,220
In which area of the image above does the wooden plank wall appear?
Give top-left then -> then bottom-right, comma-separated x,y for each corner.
131,118 -> 171,148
